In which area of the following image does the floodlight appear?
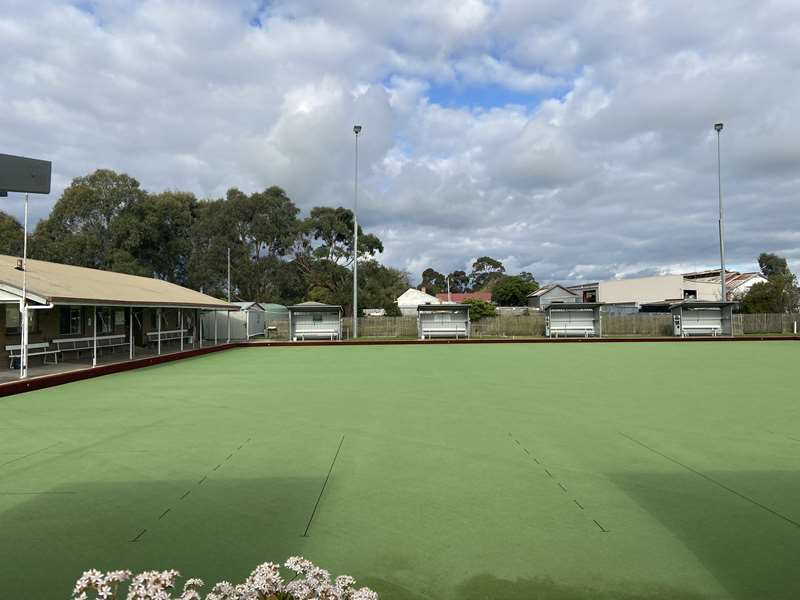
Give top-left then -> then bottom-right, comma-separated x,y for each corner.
714,123 -> 723,132
353,125 -> 362,135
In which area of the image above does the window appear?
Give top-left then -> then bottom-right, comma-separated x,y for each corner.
5,305 -> 20,334
114,309 -> 125,327
5,305 -> 39,335
684,289 -> 698,299
96,307 -> 114,335
59,306 -> 82,336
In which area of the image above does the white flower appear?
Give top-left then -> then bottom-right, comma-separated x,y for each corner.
350,588 -> 379,600
334,575 -> 356,593
284,556 -> 314,576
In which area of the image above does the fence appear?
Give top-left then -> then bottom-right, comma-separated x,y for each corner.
261,313 -> 798,341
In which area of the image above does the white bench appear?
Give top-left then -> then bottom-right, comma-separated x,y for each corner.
293,326 -> 339,341
549,324 -> 597,338
52,335 -> 128,358
420,324 -> 469,339
146,329 -> 194,345
6,342 -> 60,368
681,323 -> 722,336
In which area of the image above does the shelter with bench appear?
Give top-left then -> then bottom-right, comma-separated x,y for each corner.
670,300 -> 736,337
417,303 -> 470,340
288,302 -> 342,341
0,254 -> 234,379
545,302 -> 604,338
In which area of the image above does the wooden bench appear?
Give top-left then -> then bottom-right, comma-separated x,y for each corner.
146,330 -> 194,345
5,342 -> 60,368
52,335 -> 128,358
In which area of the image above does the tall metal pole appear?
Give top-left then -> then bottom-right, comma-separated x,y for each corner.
227,247 -> 231,343
353,125 -> 361,338
715,123 -> 726,301
20,193 -> 29,379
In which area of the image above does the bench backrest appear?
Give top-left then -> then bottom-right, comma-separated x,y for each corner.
52,335 -> 125,345
5,342 -> 49,351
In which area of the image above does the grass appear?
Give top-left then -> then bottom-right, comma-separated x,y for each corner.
0,341 -> 798,600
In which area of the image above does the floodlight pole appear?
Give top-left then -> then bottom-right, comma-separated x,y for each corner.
446,276 -> 451,303
352,125 -> 362,338
715,123 -> 726,302
227,247 -> 231,343
19,193 -> 29,379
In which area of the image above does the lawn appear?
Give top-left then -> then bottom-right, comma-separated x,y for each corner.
0,342 -> 798,600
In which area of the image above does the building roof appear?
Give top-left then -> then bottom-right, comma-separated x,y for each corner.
232,301 -> 265,311
0,254 -> 233,309
567,282 -> 599,291
687,271 -> 765,290
669,300 -> 738,309
417,303 -> 470,312
434,291 -> 492,303
682,268 -> 739,279
528,284 -> 578,298
544,302 -> 604,310
396,288 -> 441,306
288,301 -> 342,312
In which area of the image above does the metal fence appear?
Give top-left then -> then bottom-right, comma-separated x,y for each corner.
263,313 -> 798,341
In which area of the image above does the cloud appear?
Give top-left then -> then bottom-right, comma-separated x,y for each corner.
1,0 -> 799,283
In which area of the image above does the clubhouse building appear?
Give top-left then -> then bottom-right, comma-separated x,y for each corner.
0,254 -> 234,382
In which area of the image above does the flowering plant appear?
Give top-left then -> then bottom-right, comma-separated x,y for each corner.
72,557 -> 377,600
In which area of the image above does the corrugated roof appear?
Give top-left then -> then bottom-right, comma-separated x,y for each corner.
0,254 -> 233,309
528,284 -> 577,298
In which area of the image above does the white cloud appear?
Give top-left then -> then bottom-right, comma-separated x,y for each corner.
1,0 -> 799,282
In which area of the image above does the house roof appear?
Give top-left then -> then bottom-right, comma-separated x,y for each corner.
528,284 -> 578,298
396,288 -> 441,305
0,254 -> 233,309
434,291 -> 492,303
232,301 -> 265,311
288,301 -> 343,313
688,271 -> 765,290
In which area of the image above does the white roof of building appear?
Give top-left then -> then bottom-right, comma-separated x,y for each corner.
231,301 -> 266,311
396,287 -> 441,306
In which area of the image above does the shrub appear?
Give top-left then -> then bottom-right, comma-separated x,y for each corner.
72,556 -> 378,600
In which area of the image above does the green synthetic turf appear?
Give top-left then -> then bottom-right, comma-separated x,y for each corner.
1,342 -> 799,600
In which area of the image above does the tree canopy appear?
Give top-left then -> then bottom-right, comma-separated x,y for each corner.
742,252 -> 799,313
491,275 -> 539,306
0,169 -> 408,316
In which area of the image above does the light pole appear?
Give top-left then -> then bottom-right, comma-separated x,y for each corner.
352,124 -> 362,338
715,122 -> 726,301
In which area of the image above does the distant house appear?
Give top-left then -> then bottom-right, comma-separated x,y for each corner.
396,288 -> 441,316
567,274 -> 722,308
362,308 -> 386,317
682,269 -> 767,300
434,291 -> 492,304
527,284 -> 579,310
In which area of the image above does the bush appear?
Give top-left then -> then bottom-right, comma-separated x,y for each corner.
72,556 -> 378,600
461,299 -> 496,320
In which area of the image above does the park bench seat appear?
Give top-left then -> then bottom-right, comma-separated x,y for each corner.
5,342 -> 60,368
293,325 -> 339,341
145,330 -> 193,344
52,335 -> 127,357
